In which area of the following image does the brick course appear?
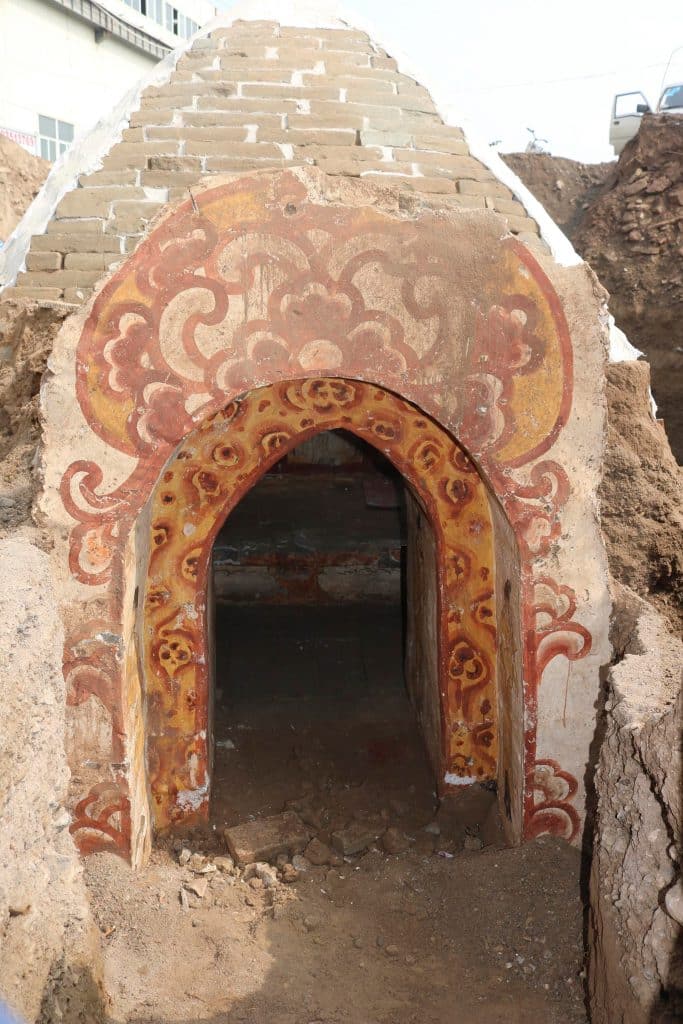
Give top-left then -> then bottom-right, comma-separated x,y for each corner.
8,19 -> 539,303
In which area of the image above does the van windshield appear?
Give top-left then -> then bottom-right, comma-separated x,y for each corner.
660,85 -> 683,110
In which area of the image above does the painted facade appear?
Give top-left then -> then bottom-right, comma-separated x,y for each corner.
39,165 -> 610,865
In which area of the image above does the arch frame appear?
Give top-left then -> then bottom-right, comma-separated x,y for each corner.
141,377 -> 501,831
38,167 -> 610,865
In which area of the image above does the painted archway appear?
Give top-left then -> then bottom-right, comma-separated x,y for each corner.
142,377 -> 499,829
43,167 -> 602,866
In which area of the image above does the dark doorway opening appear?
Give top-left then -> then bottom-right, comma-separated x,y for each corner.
209,430 -> 437,838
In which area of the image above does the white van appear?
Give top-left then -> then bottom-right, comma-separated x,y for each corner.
609,84 -> 683,155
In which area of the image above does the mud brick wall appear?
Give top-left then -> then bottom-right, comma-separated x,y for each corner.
5,20 -> 537,305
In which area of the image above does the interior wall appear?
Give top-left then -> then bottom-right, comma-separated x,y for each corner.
404,488 -> 441,781
489,493 -> 524,844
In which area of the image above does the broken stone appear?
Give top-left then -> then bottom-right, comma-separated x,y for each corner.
381,827 -> 409,855
188,852 -> 208,872
281,863 -> 299,884
331,821 -> 383,857
213,855 -> 235,873
180,889 -> 190,912
184,877 -> 208,899
224,812 -> 311,866
386,944 -> 400,957
255,863 -> 279,889
178,847 -> 192,865
248,876 -> 264,891
304,837 -> 333,865
291,854 -> 310,872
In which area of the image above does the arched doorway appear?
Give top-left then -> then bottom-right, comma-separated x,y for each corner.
140,378 -> 512,834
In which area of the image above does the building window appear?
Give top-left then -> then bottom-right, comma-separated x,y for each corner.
38,115 -> 74,162
124,0 -> 196,38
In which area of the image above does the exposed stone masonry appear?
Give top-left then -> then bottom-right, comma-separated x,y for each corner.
5,19 -> 538,304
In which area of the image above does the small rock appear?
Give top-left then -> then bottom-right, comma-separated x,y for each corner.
292,854 -> 311,872
280,863 -> 299,884
224,811 -> 311,866
180,888 -> 190,911
178,848 -> 191,865
255,863 -> 279,889
331,821 -> 383,857
353,937 -> 363,949
386,944 -> 399,957
248,877 -> 264,891
213,856 -> 235,874
188,852 -> 207,872
303,915 -> 319,932
423,821 -> 440,835
463,835 -> 483,851
305,837 -> 333,865
382,828 -> 409,855
275,853 -> 289,869
184,878 -> 208,899
664,882 -> 683,926
376,935 -> 385,948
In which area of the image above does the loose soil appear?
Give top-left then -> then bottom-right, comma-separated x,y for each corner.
0,134 -> 49,242
85,603 -> 587,1024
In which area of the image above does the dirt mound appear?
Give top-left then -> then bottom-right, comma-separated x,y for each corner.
501,152 -> 611,236
0,135 -> 49,243
601,360 -> 682,631
573,115 -> 683,460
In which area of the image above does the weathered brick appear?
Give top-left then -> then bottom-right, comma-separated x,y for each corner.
25,251 -> 62,271
63,287 -> 92,304
294,143 -> 383,163
407,155 -> 493,180
287,112 -> 366,131
310,100 -> 404,122
263,127 -> 358,146
343,84 -> 399,104
279,27 -> 370,45
240,83 -> 342,102
148,156 -> 202,172
182,111 -> 283,130
314,158 -> 410,178
360,129 -> 413,147
224,811 -> 311,866
101,142 -> 177,169
175,52 -> 219,73
503,214 -> 539,235
371,55 -> 399,71
144,80 -> 237,100
34,232 -> 121,253
46,217 -> 105,235
458,179 -> 513,199
78,169 -> 139,187
120,127 -> 145,143
184,140 -> 283,158
204,156 -> 290,172
196,97 -> 299,115
493,197 -> 529,217
140,171 -> 200,189
448,194 -> 487,209
56,186 -> 147,220
17,269 -> 102,289
362,173 -> 456,194
108,201 -> 164,233
63,252 -> 108,271
412,134 -> 469,156
198,67 -> 293,85
129,108 -> 178,128
1,286 -> 64,301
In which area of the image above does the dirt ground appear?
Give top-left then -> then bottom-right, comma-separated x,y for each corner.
84,604 -> 587,1024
